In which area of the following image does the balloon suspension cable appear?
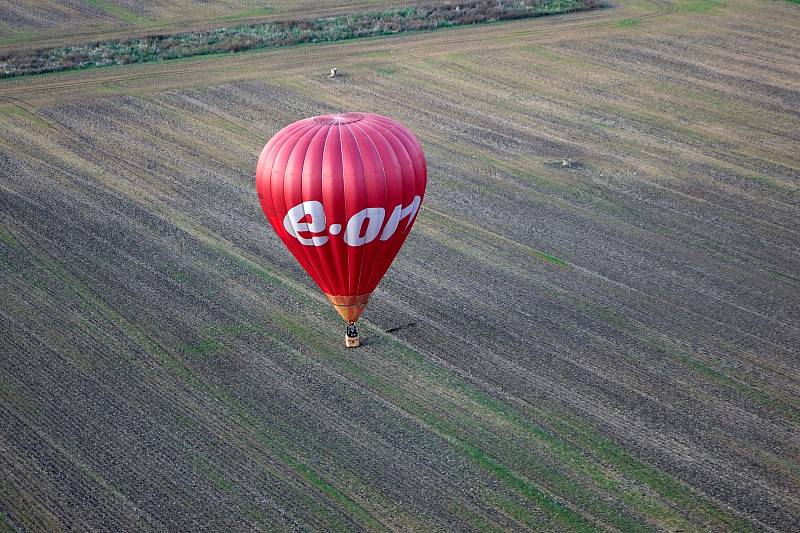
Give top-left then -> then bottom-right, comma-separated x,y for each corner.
346,322 -> 358,338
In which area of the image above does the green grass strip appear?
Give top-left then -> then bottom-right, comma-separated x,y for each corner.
542,413 -> 750,530
616,18 -> 641,27
83,0 -> 150,25
677,0 -> 722,12
459,441 -> 593,532
0,225 -> 19,247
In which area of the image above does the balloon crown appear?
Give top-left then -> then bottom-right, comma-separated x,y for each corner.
313,112 -> 365,125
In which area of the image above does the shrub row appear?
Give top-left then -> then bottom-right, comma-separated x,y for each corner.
0,0 -> 604,78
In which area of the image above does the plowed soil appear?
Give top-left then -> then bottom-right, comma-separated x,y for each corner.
1,0 -> 798,530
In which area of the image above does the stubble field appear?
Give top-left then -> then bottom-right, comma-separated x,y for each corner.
1,0 -> 799,530
0,1 -> 427,48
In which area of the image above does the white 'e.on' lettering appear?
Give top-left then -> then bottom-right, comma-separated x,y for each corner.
283,201 -> 329,246
380,195 -> 421,241
344,207 -> 385,246
282,195 -> 422,247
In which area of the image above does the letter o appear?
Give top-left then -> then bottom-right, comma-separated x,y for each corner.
344,207 -> 385,246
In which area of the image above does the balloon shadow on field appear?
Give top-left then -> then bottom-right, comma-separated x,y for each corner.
386,322 -> 416,334
360,322 -> 417,347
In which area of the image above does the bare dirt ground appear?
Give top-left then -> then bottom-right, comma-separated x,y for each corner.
1,0 -> 799,530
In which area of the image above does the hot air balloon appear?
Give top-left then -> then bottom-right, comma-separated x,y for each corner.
255,112 -> 427,347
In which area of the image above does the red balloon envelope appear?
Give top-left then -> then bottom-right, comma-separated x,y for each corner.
255,112 -> 427,324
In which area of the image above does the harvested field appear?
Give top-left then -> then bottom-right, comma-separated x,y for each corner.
1,0 -> 799,530
0,1 -> 424,49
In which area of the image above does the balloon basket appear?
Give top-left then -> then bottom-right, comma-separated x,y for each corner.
345,322 -> 360,348
345,335 -> 361,348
